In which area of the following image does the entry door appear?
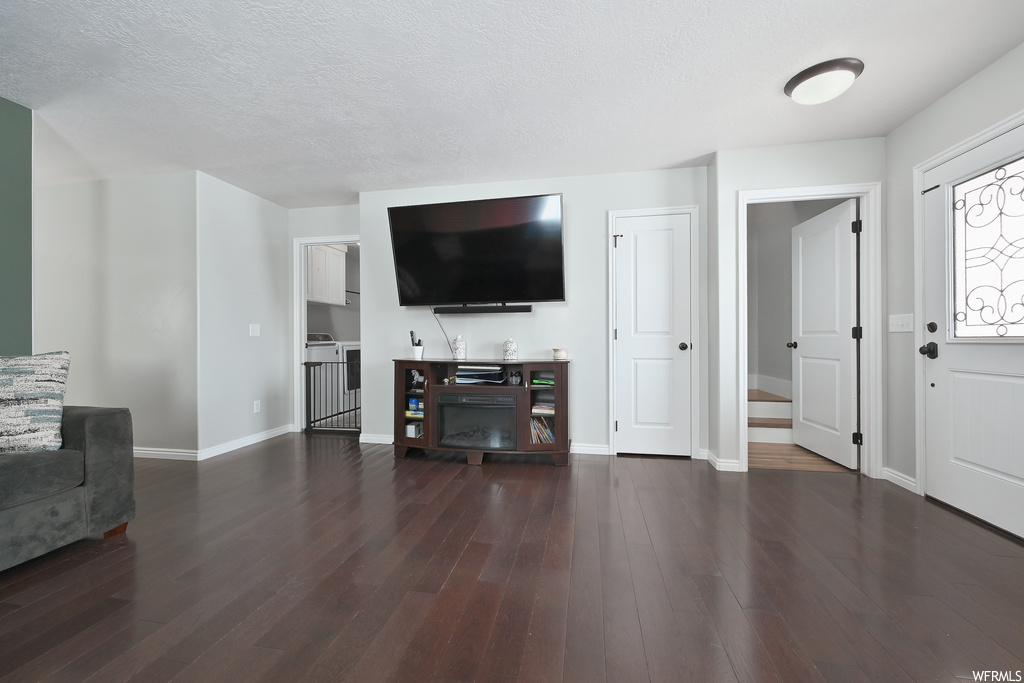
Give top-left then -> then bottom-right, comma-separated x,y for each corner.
612,209 -> 697,456
922,124 -> 1024,538
790,200 -> 858,468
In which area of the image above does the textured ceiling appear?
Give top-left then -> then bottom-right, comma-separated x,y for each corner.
2,0 -> 1024,208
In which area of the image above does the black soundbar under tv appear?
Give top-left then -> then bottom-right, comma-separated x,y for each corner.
433,304 -> 533,314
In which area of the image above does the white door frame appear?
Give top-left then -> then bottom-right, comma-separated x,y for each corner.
737,183 -> 884,477
913,111 -> 1024,495
607,206 -> 701,459
291,234 -> 360,431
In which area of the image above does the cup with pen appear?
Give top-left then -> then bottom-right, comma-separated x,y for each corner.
410,331 -> 424,359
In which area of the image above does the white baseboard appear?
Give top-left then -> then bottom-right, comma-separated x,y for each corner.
195,425 -> 294,461
359,433 -> 393,445
757,375 -> 792,399
696,448 -> 709,460
570,443 -> 611,455
134,447 -> 199,461
882,467 -> 918,493
707,449 -> 744,472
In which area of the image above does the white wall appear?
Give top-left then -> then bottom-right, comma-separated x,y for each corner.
290,204 -> 360,240
884,41 -> 1024,480
747,202 -> 794,389
706,156 -> 720,458
358,168 -> 708,451
33,172 -> 200,451
746,224 -> 759,379
197,172 -> 291,453
747,199 -> 843,394
711,138 -> 886,467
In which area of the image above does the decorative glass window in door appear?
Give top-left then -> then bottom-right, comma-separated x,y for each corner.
952,155 -> 1024,337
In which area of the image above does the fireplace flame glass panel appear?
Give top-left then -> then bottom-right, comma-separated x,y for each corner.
438,393 -> 518,451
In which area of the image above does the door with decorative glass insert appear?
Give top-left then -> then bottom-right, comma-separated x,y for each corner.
922,123 -> 1024,538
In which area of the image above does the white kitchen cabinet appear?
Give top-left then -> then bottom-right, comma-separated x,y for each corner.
307,244 -> 348,305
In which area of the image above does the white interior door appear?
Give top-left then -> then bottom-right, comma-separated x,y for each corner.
922,124 -> 1024,538
790,200 -> 858,468
612,209 -> 697,456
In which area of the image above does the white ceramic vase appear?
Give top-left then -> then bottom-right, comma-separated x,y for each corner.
452,335 -> 466,360
502,336 -> 518,361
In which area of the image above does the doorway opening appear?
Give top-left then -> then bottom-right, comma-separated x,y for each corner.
291,235 -> 360,432
746,198 -> 852,472
737,184 -> 883,477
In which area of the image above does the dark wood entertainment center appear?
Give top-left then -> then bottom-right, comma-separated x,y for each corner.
394,358 -> 569,466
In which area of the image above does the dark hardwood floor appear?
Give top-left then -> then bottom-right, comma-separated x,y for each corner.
2,434 -> 1023,682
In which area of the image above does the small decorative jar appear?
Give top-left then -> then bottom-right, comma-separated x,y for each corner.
502,336 -> 518,361
452,335 -> 466,360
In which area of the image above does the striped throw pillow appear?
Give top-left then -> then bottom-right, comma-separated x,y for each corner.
0,351 -> 71,453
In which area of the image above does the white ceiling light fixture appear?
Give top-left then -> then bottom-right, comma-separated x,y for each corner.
784,58 -> 865,105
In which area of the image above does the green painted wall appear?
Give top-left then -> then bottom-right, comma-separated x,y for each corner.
0,96 -> 32,355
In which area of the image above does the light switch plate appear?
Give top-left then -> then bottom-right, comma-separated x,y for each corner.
249,324 -> 261,337
889,314 -> 914,333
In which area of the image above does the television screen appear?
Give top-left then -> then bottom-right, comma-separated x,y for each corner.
388,193 -> 565,307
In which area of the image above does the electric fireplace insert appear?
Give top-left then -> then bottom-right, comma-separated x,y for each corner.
437,393 -> 518,451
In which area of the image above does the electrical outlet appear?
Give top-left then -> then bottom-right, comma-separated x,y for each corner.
253,400 -> 261,413
249,324 -> 261,337
889,314 -> 914,333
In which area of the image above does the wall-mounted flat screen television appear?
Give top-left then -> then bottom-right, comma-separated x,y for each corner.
388,193 -> 565,307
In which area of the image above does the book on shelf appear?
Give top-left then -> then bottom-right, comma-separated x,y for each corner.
455,365 -> 504,384
530,416 -> 555,444
531,370 -> 556,386
531,402 -> 555,415
404,410 -> 424,419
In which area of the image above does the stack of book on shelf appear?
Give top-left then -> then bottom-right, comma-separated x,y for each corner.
532,389 -> 556,416
530,417 -> 556,444
455,365 -> 504,384
532,401 -> 555,415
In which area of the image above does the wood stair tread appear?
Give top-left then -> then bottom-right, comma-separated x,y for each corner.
748,417 -> 793,429
748,389 -> 791,403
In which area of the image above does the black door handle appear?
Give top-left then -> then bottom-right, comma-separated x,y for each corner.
678,342 -> 689,351
786,341 -> 798,349
919,342 -> 938,359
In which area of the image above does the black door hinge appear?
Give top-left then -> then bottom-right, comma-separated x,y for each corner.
852,432 -> 863,446
613,234 -> 623,247
615,421 -> 618,432
851,220 -> 862,234
852,326 -> 863,340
